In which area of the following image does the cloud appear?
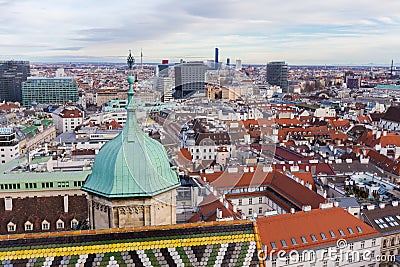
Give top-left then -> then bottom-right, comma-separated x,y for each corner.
50,47 -> 83,51
0,0 -> 399,64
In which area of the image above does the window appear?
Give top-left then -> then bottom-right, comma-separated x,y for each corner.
56,219 -> 64,229
42,220 -> 50,231
349,243 -> 354,250
361,241 -> 365,249
238,199 -> 242,205
372,239 -> 376,246
329,230 -> 336,238
270,242 -> 277,249
24,221 -> 33,231
348,227 -> 355,234
258,207 -> 263,214
7,222 -> 16,232
310,234 -> 317,242
281,240 -> 287,247
259,197 -> 263,204
339,229 -> 345,236
248,208 -> 253,215
348,254 -> 353,263
300,236 -> 308,243
71,219 -> 79,230
320,233 -> 327,240
248,198 -> 253,205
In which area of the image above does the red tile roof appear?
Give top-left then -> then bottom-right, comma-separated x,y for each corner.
188,194 -> 241,222
59,108 -> 83,118
201,169 -> 325,211
257,208 -> 380,254
274,118 -> 304,127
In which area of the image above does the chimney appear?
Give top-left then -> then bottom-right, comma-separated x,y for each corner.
366,204 -> 375,210
392,201 -> 399,207
4,197 -> 12,211
319,202 -> 334,210
64,195 -> 69,213
334,201 -> 339,207
302,205 -> 312,212
290,208 -> 295,214
379,203 -> 386,209
250,167 -> 254,173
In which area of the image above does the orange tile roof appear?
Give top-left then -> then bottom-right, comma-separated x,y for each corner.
274,118 -> 304,127
202,169 -> 325,210
380,134 -> 400,147
290,171 -> 316,190
257,208 -> 380,254
180,148 -> 192,161
188,194 -> 241,222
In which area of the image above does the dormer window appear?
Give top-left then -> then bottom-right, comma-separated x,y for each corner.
7,222 -> 16,232
42,220 -> 50,231
24,221 -> 33,231
71,219 -> 79,230
56,219 -> 64,230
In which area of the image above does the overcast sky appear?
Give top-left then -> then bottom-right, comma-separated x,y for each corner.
1,0 -> 399,65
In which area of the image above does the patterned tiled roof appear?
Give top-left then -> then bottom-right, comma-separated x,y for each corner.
0,220 -> 262,267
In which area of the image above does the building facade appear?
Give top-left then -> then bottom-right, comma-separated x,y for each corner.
0,128 -> 19,165
0,61 -> 30,103
174,62 -> 207,99
52,106 -> 84,133
21,77 -> 78,107
267,61 -> 289,93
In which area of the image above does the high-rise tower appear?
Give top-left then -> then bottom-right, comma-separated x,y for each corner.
266,61 -> 289,93
0,61 -> 30,102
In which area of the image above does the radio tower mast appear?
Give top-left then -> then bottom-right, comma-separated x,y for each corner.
140,48 -> 143,70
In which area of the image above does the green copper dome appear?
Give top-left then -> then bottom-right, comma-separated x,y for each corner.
82,67 -> 180,198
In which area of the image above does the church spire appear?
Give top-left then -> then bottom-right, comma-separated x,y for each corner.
126,50 -> 135,111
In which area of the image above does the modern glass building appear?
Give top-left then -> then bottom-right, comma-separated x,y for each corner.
21,77 -> 78,107
0,61 -> 30,103
266,61 -> 289,93
174,62 -> 207,99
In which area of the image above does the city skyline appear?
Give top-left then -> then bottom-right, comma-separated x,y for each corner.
1,0 -> 400,65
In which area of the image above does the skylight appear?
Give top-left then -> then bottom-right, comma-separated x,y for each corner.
384,216 -> 399,227
374,218 -> 389,229
329,231 -> 336,238
271,242 -> 277,249
310,234 -> 317,242
347,228 -> 354,234
291,238 -> 298,245
356,226 -> 362,233
339,229 -> 345,236
300,236 -> 308,243
281,240 -> 288,247
320,233 -> 327,240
